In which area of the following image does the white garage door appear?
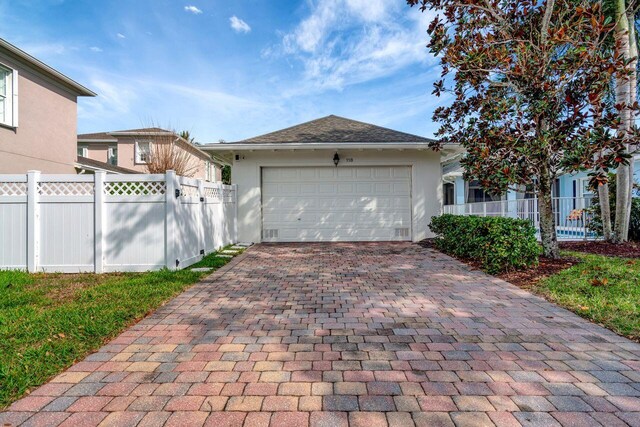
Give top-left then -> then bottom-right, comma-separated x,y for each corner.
261,166 -> 412,242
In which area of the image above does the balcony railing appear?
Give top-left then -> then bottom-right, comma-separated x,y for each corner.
443,196 -> 598,240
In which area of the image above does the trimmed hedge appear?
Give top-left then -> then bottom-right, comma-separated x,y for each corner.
429,214 -> 540,273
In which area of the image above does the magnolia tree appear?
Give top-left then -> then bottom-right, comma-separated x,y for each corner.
408,0 -> 629,257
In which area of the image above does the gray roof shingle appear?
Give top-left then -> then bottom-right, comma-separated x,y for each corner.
76,156 -> 141,174
229,115 -> 435,144
78,128 -> 170,141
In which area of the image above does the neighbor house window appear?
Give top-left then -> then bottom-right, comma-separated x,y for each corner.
135,141 -> 151,164
107,146 -> 118,166
443,182 -> 455,205
0,64 -> 17,127
205,161 -> 211,181
578,178 -> 594,198
466,180 -> 501,203
77,145 -> 88,158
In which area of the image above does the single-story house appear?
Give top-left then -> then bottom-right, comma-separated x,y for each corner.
203,115 -> 452,243
442,152 -> 640,205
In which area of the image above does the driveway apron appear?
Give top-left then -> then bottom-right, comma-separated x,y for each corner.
2,243 -> 639,426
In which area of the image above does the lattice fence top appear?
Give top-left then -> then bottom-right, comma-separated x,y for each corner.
104,181 -> 166,196
180,184 -> 199,198
0,182 -> 27,196
39,182 -> 94,196
203,186 -> 221,200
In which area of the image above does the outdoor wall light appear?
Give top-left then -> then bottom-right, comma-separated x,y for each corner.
333,152 -> 340,167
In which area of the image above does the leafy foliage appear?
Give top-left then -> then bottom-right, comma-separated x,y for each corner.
222,165 -> 232,185
408,0 -> 632,257
429,214 -> 540,273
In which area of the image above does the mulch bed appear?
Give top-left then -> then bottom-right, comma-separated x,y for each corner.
559,241 -> 640,258
496,256 -> 580,289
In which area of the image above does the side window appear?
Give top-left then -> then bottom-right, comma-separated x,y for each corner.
108,146 -> 118,165
77,145 -> 88,158
135,141 -> 151,164
0,64 -> 17,127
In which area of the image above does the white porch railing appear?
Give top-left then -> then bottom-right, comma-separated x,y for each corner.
443,196 -> 597,240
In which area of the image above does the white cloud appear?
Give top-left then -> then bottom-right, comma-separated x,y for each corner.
117,33 -> 126,39
89,46 -> 103,52
184,5 -> 202,14
277,0 -> 435,92
229,16 -> 251,33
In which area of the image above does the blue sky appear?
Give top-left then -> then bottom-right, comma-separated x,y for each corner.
0,0 -> 444,142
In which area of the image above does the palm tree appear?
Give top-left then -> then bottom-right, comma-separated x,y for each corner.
179,130 -> 195,144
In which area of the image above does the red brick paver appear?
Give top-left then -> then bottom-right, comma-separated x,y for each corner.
2,243 -> 639,426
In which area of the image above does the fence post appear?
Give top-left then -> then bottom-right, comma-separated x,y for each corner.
197,178 -> 206,256
233,184 -> 239,243
26,170 -> 40,272
94,171 -> 106,273
165,170 -> 178,270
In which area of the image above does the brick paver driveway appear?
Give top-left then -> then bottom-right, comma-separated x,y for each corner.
2,243 -> 640,427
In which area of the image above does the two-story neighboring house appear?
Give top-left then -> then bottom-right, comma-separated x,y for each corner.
0,38 -> 95,173
77,128 -> 222,181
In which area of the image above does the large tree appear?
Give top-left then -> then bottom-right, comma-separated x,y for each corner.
409,0 -> 628,257
612,0 -> 639,242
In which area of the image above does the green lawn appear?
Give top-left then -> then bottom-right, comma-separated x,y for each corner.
533,252 -> 640,342
0,250 -> 238,408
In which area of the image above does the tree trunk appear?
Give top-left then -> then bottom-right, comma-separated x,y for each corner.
613,0 -> 632,243
625,5 -> 637,230
598,183 -> 613,240
538,167 -> 559,258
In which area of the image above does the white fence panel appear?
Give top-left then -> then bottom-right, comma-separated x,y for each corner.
103,174 -> 168,272
175,176 -> 204,268
38,175 -> 95,272
0,170 -> 238,273
0,175 -> 27,269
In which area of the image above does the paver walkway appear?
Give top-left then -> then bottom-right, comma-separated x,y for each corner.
2,243 -> 639,427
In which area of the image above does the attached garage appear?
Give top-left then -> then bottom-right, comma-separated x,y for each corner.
261,166 -> 412,242
202,115 -> 446,243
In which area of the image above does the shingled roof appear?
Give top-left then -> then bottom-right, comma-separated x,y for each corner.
230,115 -> 435,144
76,156 -> 140,174
78,128 -> 169,141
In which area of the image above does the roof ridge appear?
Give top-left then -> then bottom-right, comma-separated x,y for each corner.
239,115 -> 337,142
234,115 -> 434,144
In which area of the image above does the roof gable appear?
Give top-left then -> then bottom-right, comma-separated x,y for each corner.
0,38 -> 95,97
235,115 -> 434,144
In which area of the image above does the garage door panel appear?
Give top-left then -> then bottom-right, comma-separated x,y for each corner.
262,166 -> 412,242
393,167 -> 411,178
338,168 -> 355,179
317,168 -> 335,179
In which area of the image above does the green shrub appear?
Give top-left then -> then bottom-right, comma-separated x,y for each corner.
429,214 -> 540,273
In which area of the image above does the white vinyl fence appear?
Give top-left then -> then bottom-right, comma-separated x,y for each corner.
0,170 -> 237,273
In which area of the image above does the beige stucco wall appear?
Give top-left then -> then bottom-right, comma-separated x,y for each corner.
78,142 -> 113,163
0,52 -> 79,173
230,149 -> 442,243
